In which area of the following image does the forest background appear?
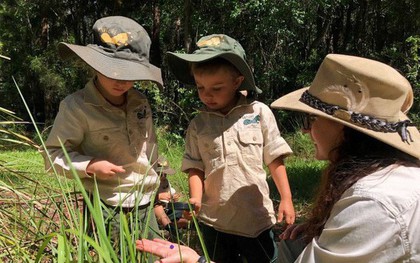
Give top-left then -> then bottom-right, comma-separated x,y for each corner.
1,0 -> 419,135
0,0 -> 419,261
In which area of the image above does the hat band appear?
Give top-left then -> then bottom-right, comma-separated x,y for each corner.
299,90 -> 415,143
88,44 -> 149,66
194,47 -> 240,56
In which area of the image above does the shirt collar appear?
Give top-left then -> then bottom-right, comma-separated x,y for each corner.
84,77 -> 108,106
83,77 -> 136,109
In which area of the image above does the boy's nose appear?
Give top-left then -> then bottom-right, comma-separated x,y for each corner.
116,80 -> 134,87
201,90 -> 213,98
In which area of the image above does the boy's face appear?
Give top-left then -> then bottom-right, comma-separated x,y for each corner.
193,67 -> 244,114
97,73 -> 134,98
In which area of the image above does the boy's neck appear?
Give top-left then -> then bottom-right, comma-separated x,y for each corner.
216,93 -> 241,115
94,77 -> 127,107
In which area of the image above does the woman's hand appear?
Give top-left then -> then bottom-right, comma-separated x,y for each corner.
136,238 -> 202,263
279,223 -> 305,240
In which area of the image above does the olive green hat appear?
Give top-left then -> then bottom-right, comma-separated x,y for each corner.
167,34 -> 262,93
58,16 -> 163,87
155,156 -> 175,175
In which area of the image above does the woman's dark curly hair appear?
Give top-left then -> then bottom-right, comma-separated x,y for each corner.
302,126 -> 419,244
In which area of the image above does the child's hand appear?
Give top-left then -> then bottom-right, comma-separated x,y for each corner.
172,192 -> 181,201
189,197 -> 201,213
183,197 -> 201,220
158,192 -> 172,202
277,198 -> 295,225
86,159 -> 125,180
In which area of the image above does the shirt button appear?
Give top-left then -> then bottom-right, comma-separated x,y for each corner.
227,141 -> 231,146
103,135 -> 109,141
253,136 -> 257,141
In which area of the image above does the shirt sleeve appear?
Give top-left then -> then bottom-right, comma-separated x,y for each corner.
181,120 -> 204,173
41,98 -> 92,179
259,103 -> 293,165
295,195 -> 403,263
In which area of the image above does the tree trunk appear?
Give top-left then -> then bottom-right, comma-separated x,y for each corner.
151,0 -> 162,68
183,0 -> 192,53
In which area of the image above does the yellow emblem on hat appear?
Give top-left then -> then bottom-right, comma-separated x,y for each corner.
197,36 -> 223,47
101,32 -> 129,46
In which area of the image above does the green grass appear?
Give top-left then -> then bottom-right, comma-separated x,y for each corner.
0,149 -> 75,191
0,127 -> 324,262
3,78 -> 330,261
156,130 -> 190,201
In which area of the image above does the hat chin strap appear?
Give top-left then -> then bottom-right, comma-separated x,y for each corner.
299,90 -> 415,144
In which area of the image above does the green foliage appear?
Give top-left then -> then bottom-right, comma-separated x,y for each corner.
405,35 -> 420,123
0,107 -> 37,149
1,0 -> 419,134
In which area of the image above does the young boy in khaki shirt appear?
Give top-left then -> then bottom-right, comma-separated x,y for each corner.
167,34 -> 295,263
41,17 -> 163,252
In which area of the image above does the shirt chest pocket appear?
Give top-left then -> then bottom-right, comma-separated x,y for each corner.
238,129 -> 263,162
238,129 -> 263,145
85,127 -> 127,156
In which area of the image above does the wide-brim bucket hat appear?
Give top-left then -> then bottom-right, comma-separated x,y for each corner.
271,54 -> 420,160
58,16 -> 163,87
155,156 -> 176,175
167,34 -> 262,94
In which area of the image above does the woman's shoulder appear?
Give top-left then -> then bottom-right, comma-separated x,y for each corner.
354,165 -> 420,190
347,165 -> 420,212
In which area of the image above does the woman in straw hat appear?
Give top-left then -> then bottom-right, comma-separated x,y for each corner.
41,16 -> 164,245
136,54 -> 420,262
274,54 -> 420,262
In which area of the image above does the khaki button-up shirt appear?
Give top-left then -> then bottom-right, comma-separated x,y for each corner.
182,95 -> 293,237
41,79 -> 159,207
296,165 -> 420,262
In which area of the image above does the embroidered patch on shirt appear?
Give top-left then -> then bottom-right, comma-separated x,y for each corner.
243,115 -> 260,125
136,107 -> 148,120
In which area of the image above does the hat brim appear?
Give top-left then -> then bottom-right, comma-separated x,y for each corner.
167,52 -> 262,94
58,43 -> 163,87
271,87 -> 420,160
156,167 -> 176,175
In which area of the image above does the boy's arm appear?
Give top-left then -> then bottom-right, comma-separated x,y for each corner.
154,204 -> 171,227
188,168 -> 205,214
268,156 -> 295,225
40,100 -> 93,179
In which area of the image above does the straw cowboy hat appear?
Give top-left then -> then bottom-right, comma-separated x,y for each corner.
271,54 -> 420,160
167,34 -> 262,93
58,16 -> 163,87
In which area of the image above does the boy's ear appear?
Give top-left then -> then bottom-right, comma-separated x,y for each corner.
235,75 -> 245,89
